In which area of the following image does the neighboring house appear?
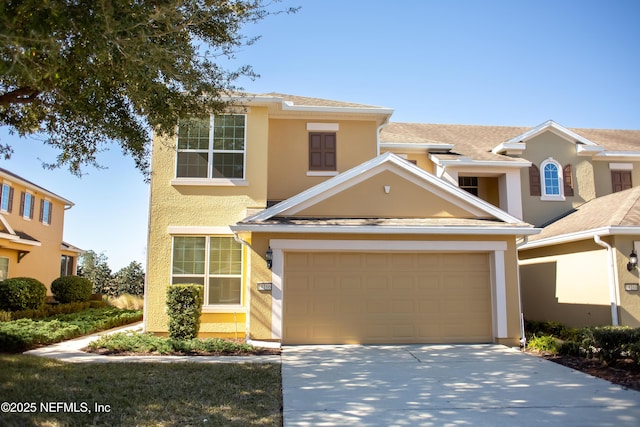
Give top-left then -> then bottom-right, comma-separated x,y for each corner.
145,93 -> 538,346
379,120 -> 640,328
0,168 -> 81,290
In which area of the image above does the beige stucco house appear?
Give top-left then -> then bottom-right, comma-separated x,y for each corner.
0,168 -> 81,290
145,93 -> 640,344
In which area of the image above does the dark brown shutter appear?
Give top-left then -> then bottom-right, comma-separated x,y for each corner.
612,170 -> 633,193
39,199 -> 44,222
7,187 -> 13,213
29,195 -> 34,219
309,132 -> 337,171
48,203 -> 52,225
563,164 -> 574,197
19,191 -> 25,216
529,165 -> 541,196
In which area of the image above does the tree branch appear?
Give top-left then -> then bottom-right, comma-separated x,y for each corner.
0,87 -> 41,105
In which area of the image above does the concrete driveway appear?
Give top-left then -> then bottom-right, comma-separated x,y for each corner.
282,344 -> 640,426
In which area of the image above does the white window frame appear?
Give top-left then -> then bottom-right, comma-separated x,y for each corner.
170,235 -> 243,310
0,256 -> 8,281
0,182 -> 11,213
22,191 -> 35,220
41,199 -> 52,225
173,114 -> 247,185
540,158 -> 565,201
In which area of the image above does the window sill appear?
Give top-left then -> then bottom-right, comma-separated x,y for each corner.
171,178 -> 249,187
540,195 -> 566,201
202,305 -> 246,313
306,171 -> 338,177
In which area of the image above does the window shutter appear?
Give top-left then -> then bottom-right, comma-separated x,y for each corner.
563,164 -> 574,197
39,199 -> 44,222
309,133 -> 323,169
323,133 -> 336,169
19,191 -> 25,216
309,132 -> 337,171
529,165 -> 541,196
7,187 -> 13,213
29,196 -> 34,219
48,203 -> 52,225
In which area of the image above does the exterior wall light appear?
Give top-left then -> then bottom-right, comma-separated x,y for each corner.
266,247 -> 273,270
627,249 -> 638,271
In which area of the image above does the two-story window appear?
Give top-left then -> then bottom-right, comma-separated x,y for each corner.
40,199 -> 52,225
0,183 -> 13,213
176,114 -> 246,180
171,236 -> 242,306
19,192 -> 35,219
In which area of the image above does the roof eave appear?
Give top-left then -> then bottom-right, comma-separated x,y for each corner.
429,155 -> 532,168
231,223 -> 540,236
520,226 -> 640,250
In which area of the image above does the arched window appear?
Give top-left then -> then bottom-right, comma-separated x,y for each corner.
540,158 -> 564,200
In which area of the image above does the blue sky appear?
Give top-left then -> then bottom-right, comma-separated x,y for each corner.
2,0 -> 639,270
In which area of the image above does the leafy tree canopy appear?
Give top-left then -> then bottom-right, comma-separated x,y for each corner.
0,0 -> 296,176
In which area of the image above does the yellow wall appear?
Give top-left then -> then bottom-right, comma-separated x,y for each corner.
295,169 -> 478,218
145,107 -> 269,334
267,119 -> 379,201
378,150 -> 436,174
1,178 -> 71,291
520,132 -> 596,226
519,240 -> 612,327
614,236 -> 640,327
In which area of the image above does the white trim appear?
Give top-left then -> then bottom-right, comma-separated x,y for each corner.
609,163 -> 634,171
0,213 -> 15,235
430,154 -> 531,168
306,171 -> 339,177
167,226 -> 232,235
232,223 -> 539,236
520,226 -> 640,250
171,178 -> 249,187
269,239 -> 510,342
269,239 -> 507,252
202,306 -> 246,314
594,151 -> 640,161
307,123 -> 339,131
504,120 -> 598,146
492,251 -> 508,337
491,142 -> 526,155
380,142 -> 454,152
540,158 -> 565,201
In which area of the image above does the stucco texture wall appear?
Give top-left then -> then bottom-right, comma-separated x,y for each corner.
145,107 -> 269,334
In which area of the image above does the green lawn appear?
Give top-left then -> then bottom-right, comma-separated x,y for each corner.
0,355 -> 282,426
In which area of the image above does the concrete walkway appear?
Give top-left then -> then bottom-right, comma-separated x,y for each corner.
281,344 -> 640,426
23,322 -> 280,364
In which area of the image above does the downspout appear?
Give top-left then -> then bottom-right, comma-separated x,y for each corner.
233,232 -> 252,341
376,119 -> 390,156
516,236 -> 528,348
594,234 -> 620,326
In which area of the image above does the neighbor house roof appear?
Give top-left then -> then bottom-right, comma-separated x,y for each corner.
521,186 -> 640,249
0,168 -> 74,207
380,121 -> 640,163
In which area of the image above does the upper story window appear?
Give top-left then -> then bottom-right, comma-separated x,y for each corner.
19,192 -> 35,219
0,183 -> 13,213
458,177 -> 479,196
542,160 -> 561,196
171,235 -> 242,306
176,114 -> 246,180
40,199 -> 52,225
309,132 -> 337,171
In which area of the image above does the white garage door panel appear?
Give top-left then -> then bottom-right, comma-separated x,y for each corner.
283,252 -> 492,344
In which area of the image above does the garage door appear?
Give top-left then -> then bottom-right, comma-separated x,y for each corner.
283,252 -> 492,344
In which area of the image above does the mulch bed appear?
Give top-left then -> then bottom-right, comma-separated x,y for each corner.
529,351 -> 640,392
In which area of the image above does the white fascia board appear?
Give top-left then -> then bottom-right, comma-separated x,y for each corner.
491,142 -> 526,155
269,239 -> 509,252
520,226 -> 640,250
0,213 -> 15,235
0,232 -> 18,241
380,142 -> 455,152
281,101 -> 395,116
504,120 -> 598,146
14,238 -> 42,247
429,154 -> 531,168
576,144 -> 605,156
231,223 -> 540,236
593,151 -> 640,161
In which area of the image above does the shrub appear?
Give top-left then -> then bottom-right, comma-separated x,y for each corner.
166,284 -> 203,340
583,326 -> 636,364
527,335 -> 560,354
51,276 -> 93,303
0,277 -> 46,311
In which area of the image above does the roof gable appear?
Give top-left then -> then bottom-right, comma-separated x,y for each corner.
245,153 -> 524,224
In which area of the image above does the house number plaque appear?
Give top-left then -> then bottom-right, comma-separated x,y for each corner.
257,282 -> 273,291
624,283 -> 639,292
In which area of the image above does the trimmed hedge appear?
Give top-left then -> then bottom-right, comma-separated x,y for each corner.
51,276 -> 93,303
166,284 -> 203,340
0,300 -> 108,322
0,277 -> 47,311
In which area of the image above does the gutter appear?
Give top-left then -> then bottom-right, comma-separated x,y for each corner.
376,119 -> 390,156
593,234 -> 620,326
516,236 -> 529,348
